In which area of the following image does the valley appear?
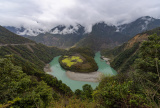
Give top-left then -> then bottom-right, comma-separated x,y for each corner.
1,16 -> 160,107
1,0 -> 160,107
47,52 -> 117,91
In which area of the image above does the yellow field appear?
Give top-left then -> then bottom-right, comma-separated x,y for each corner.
62,56 -> 83,67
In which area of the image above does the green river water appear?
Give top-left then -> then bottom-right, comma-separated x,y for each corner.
48,52 -> 117,91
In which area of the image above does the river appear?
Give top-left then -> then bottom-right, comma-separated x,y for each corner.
47,52 -> 117,91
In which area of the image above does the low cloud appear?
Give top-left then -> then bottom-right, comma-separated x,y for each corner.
0,0 -> 160,32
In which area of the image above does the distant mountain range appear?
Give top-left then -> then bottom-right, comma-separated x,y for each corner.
4,26 -> 46,36
4,16 -> 160,50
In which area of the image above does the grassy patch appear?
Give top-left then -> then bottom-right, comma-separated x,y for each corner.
62,56 -> 83,67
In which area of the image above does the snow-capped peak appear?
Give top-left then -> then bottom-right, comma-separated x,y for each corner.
50,24 -> 84,35
140,16 -> 154,21
17,28 -> 46,36
139,16 -> 155,30
4,26 -> 47,36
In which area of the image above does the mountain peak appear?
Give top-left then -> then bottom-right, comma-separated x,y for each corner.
4,16 -> 160,37
140,16 -> 154,20
49,24 -> 85,35
118,16 -> 160,37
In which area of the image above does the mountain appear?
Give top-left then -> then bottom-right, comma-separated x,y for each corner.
0,26 -> 34,44
4,16 -> 160,51
74,22 -> 128,51
75,16 -> 160,51
50,24 -> 85,35
0,25 -> 65,79
0,26 -> 73,107
27,24 -> 86,48
118,16 -> 160,37
101,27 -> 160,73
4,26 -> 46,36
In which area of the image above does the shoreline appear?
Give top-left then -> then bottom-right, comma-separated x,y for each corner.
44,64 -> 52,72
101,56 -> 110,65
66,71 -> 103,82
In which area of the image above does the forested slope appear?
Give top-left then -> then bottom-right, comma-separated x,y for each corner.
0,26 -> 34,44
0,26 -> 73,107
101,27 -> 160,73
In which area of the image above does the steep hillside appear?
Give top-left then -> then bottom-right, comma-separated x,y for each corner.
74,22 -> 128,51
0,26 -> 34,44
0,26 -> 73,107
101,27 -> 160,73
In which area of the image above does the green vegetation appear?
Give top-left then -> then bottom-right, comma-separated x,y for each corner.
68,47 -> 95,57
1,24 -> 160,107
101,43 -> 127,59
93,75 -> 148,107
71,34 -> 160,107
59,48 -> 98,72
24,33 -> 160,107
0,57 -> 55,107
102,27 -> 160,73
133,33 -> 160,107
0,26 -> 73,107
111,42 -> 140,72
62,56 -> 83,67
102,42 -> 140,73
0,44 -> 73,95
0,26 -> 33,44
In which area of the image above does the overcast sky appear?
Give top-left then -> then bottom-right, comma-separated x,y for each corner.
0,0 -> 160,31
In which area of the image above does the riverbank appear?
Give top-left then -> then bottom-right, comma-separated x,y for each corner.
101,56 -> 110,65
66,71 -> 103,82
44,64 -> 52,72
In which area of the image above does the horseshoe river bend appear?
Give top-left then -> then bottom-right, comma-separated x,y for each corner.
47,52 -> 117,91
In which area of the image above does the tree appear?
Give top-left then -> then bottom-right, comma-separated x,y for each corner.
82,84 -> 93,99
0,57 -> 54,107
135,33 -> 160,107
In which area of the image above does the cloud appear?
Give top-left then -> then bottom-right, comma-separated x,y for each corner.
0,0 -> 160,32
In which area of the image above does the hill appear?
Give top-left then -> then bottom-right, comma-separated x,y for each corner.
59,47 -> 98,72
101,27 -> 160,73
0,26 -> 73,107
74,22 -> 128,51
0,26 -> 34,44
